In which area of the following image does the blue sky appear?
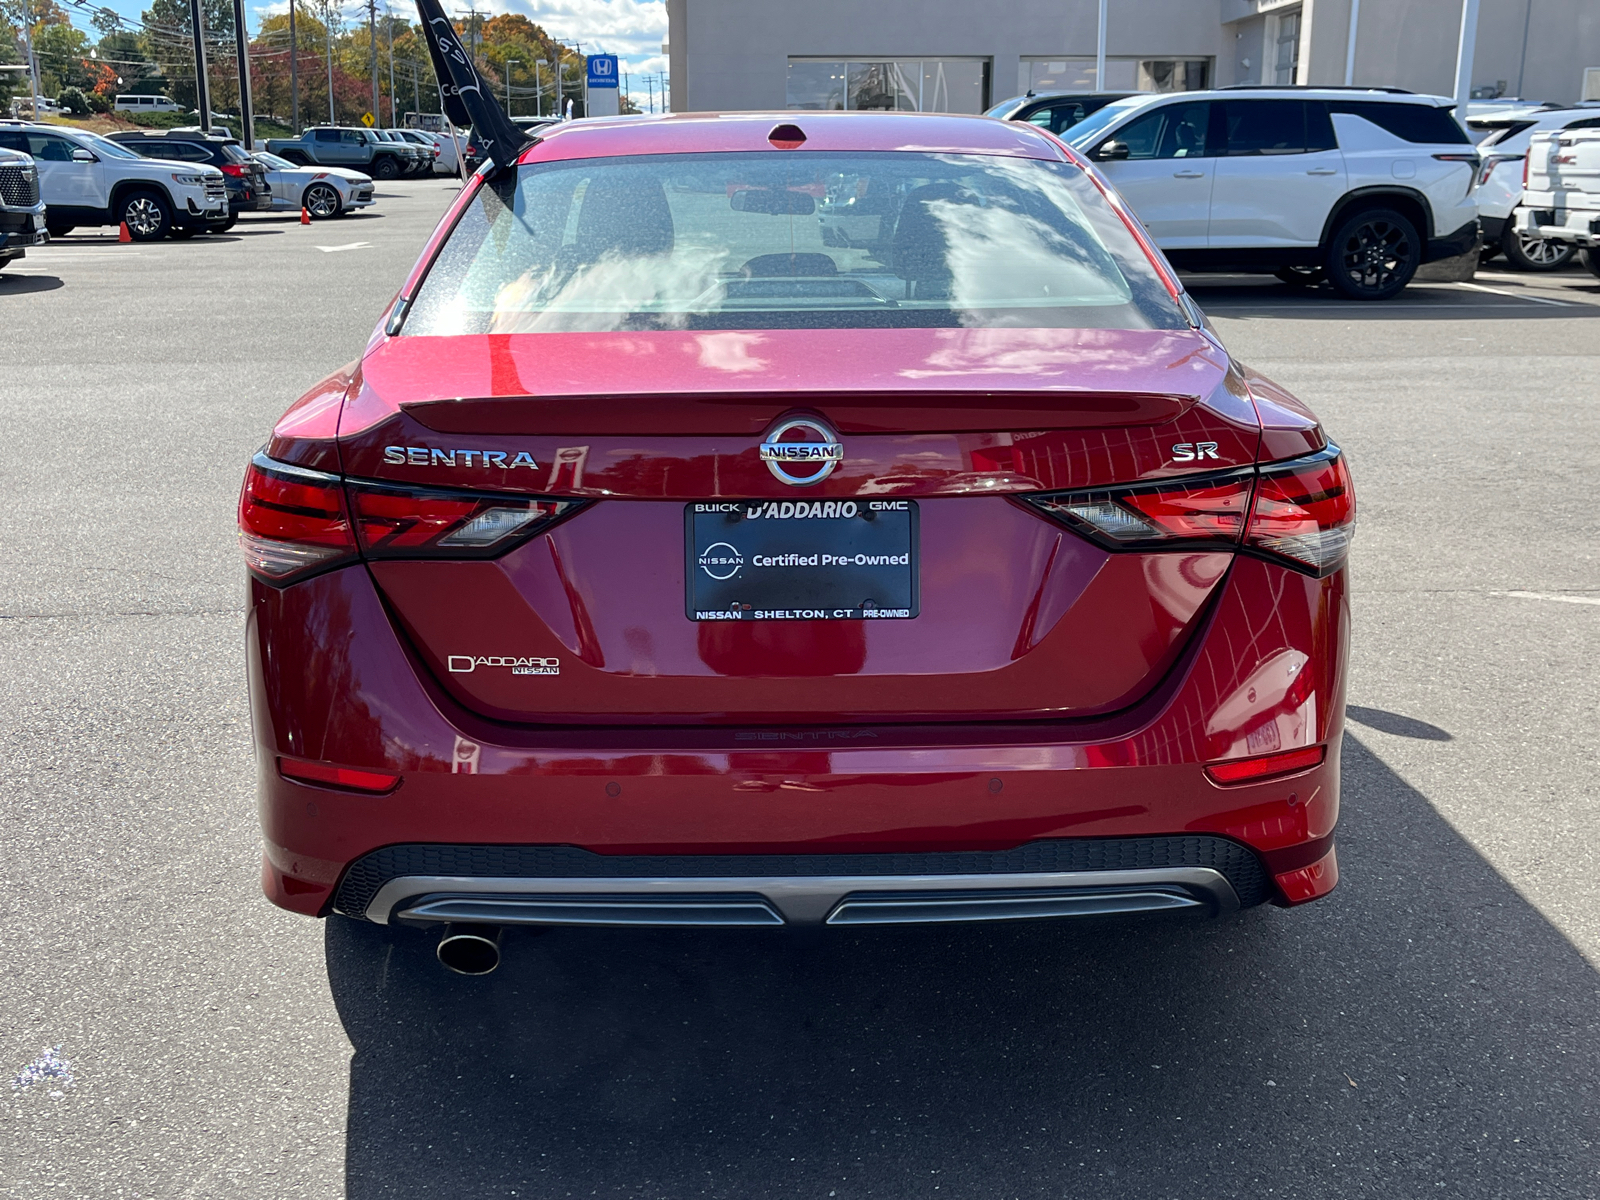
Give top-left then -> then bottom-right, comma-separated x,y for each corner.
73,0 -> 668,88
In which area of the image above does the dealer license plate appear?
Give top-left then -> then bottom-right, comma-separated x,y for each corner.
686,499 -> 919,621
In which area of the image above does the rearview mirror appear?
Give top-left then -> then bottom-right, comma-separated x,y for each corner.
71,148 -> 97,163
730,188 -> 816,216
1094,141 -> 1130,162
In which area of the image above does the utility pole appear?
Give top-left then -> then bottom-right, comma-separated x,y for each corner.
289,0 -> 299,133
550,40 -> 561,118
504,59 -> 517,115
367,0 -> 379,125
385,0 -> 397,125
20,0 -> 41,119
325,9 -> 334,124
188,0 -> 212,131
231,0 -> 255,148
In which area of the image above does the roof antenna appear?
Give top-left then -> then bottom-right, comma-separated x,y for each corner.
413,0 -> 534,175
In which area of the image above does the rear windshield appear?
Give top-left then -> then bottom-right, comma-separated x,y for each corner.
402,150 -> 1187,335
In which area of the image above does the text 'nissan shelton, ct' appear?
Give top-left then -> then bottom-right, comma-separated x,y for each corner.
240,111 -> 1354,972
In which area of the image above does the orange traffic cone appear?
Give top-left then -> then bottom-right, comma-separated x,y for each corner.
300,207 -> 311,225
118,221 -> 132,243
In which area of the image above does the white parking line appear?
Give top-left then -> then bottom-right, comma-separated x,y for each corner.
1454,281 -> 1573,307
1493,590 -> 1600,606
316,241 -> 372,253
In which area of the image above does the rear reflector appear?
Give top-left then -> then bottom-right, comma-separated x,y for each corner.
1205,745 -> 1324,786
1245,448 -> 1355,576
238,453 -> 356,581
1021,445 -> 1354,576
278,756 -> 401,793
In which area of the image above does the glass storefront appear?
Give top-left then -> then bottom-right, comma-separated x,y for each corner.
1019,57 -> 1210,96
787,58 -> 990,113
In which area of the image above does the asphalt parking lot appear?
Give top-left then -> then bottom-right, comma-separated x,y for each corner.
3,179 -> 1599,1198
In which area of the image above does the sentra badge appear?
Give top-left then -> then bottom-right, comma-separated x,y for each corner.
447,655 -> 560,676
759,418 -> 843,486
384,447 -> 540,469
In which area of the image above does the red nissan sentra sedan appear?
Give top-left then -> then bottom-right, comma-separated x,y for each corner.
240,112 -> 1351,973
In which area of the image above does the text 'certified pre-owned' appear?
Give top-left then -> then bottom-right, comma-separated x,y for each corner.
760,418 -> 843,486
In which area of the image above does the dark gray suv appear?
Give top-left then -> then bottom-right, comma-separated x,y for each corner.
0,145 -> 47,272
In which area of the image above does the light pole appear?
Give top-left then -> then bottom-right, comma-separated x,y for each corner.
504,58 -> 517,116
187,0 -> 212,131
1094,0 -> 1107,93
231,0 -> 255,148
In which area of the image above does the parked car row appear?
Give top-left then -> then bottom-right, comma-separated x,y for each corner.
264,125 -> 454,180
1471,107 -> 1600,270
987,84 -> 1589,298
0,120 -> 393,259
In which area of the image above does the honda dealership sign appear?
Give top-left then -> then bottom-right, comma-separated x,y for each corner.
587,54 -> 620,116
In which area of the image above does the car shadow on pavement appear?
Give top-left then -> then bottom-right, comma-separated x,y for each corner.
0,274 -> 65,294
326,734 -> 1600,1199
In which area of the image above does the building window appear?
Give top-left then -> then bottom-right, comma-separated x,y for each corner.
1021,58 -> 1210,96
1273,10 -> 1302,85
787,58 -> 990,113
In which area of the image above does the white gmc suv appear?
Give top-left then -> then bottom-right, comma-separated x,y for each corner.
0,121 -> 228,241
1063,87 -> 1481,300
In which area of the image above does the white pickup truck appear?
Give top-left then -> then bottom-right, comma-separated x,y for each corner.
1514,128 -> 1600,277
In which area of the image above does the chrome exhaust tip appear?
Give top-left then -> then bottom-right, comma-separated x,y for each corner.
436,923 -> 503,975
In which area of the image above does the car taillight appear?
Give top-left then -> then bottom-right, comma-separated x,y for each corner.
1020,468 -> 1254,549
238,453 -> 356,580
1244,447 -> 1355,576
1523,152 -> 1530,188
220,163 -> 247,177
240,452 -> 589,582
347,480 -> 586,559
1021,446 -> 1354,576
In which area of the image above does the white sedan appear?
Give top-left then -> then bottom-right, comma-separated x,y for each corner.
250,152 -> 376,219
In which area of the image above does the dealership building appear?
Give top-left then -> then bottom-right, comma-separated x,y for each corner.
666,0 -> 1600,113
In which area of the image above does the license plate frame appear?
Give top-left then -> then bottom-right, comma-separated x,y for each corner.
685,499 -> 919,621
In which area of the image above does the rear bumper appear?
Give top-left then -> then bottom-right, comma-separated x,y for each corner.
334,836 -> 1269,925
250,552 -> 1348,922
1424,218 -> 1481,263
1515,204 -> 1600,246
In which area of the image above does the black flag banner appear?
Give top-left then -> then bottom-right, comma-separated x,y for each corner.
413,0 -> 534,173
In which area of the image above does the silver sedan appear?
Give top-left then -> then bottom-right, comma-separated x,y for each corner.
250,152 -> 376,219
